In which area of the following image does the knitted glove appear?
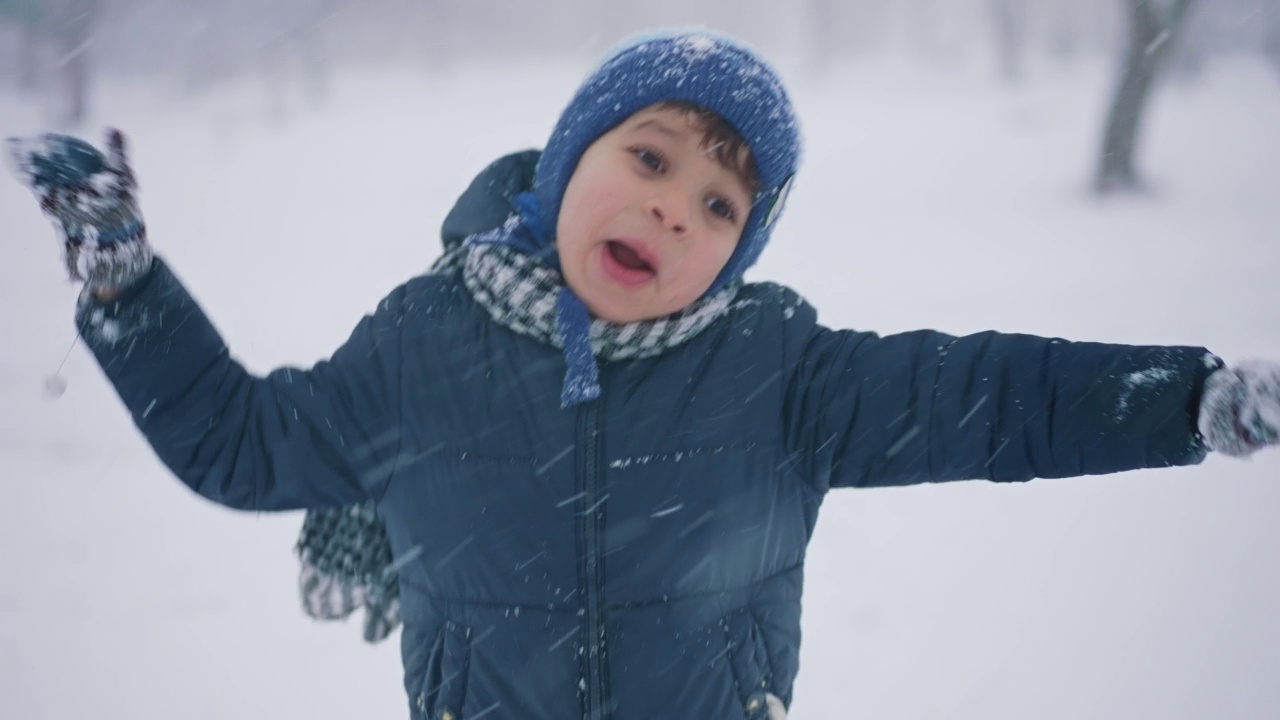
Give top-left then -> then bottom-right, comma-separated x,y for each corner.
1199,362 -> 1280,458
6,129 -> 151,295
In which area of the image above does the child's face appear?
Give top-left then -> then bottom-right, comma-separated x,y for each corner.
556,105 -> 753,323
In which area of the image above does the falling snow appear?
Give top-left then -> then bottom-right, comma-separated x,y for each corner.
3,32 -> 1279,720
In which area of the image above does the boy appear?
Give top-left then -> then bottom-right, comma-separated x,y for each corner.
8,29 -> 1280,720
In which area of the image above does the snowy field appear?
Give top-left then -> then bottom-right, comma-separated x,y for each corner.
2,52 -> 1280,719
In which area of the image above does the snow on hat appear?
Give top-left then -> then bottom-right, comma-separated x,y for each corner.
532,28 -> 801,293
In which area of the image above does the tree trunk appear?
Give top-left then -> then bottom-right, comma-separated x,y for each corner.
13,0 -> 46,92
18,21 -> 40,90
1095,0 -> 1196,194
1046,0 -> 1082,62
63,29 -> 90,128
991,0 -> 1025,83
43,0 -> 96,128
1265,2 -> 1280,81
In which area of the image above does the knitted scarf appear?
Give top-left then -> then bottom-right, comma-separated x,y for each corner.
297,237 -> 738,642
462,242 -> 738,363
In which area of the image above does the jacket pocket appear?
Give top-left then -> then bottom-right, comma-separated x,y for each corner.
414,620 -> 472,720
723,608 -> 776,720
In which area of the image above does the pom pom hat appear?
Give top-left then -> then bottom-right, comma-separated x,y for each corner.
532,29 -> 801,294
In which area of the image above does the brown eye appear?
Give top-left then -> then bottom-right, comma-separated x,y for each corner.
706,196 -> 737,222
631,147 -> 665,172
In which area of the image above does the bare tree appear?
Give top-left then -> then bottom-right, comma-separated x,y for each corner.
990,0 -> 1027,82
1095,0 -> 1197,194
4,0 -> 44,91
17,19 -> 39,90
53,0 -> 97,127
1265,1 -> 1280,80
4,0 -> 97,127
251,0 -> 343,122
1045,0 -> 1081,61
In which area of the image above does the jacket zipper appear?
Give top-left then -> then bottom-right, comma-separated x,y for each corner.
577,398 -> 610,719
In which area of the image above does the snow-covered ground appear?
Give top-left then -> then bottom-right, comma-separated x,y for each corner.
2,53 -> 1279,719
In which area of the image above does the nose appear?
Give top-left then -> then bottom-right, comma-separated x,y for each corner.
645,193 -> 688,235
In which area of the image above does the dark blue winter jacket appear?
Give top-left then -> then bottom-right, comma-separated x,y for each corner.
78,157 -> 1218,720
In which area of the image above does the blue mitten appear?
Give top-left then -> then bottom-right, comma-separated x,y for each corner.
1199,362 -> 1280,457
6,129 -> 152,295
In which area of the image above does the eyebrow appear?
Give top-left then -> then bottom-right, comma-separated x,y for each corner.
630,118 -> 681,137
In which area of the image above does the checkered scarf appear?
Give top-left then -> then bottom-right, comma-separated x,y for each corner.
298,237 -> 737,642
296,502 -> 400,643
461,242 -> 738,362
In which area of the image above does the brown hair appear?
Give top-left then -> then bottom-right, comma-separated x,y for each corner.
657,100 -> 760,195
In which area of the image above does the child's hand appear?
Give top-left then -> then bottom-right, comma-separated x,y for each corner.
1199,362 -> 1280,457
6,129 -> 151,296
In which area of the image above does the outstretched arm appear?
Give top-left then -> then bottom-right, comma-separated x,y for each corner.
783,301 -> 1219,490
9,130 -> 405,511
78,260 -> 406,510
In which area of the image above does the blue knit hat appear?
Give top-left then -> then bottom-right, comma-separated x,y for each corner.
531,29 -> 801,293
474,29 -> 801,407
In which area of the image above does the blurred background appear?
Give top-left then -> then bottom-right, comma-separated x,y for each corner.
4,0 -> 1279,190
3,1 -> 1280,719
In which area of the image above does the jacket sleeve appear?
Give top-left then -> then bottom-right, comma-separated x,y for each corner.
781,300 -> 1221,491
77,257 -> 405,511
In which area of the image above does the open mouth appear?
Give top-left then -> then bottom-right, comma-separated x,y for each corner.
601,240 -> 657,285
607,240 -> 654,272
